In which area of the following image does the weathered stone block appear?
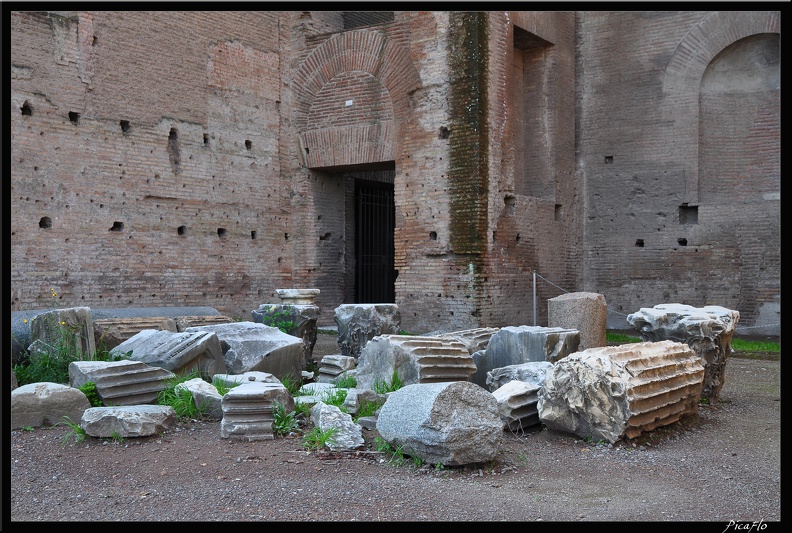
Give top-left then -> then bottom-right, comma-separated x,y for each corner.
11,382 -> 91,429
334,304 -> 401,358
538,340 -> 704,443
110,329 -> 227,381
627,303 -> 739,402
69,360 -> 176,406
276,288 -> 320,305
548,292 -> 608,350
176,377 -> 224,420
310,402 -> 364,451
93,317 -> 178,351
81,405 -> 177,438
436,327 -> 499,354
29,307 -> 96,362
376,381 -> 503,466
471,325 -> 579,387
220,381 -> 293,441
485,361 -> 553,392
173,315 -> 234,332
253,303 -> 320,366
492,380 -> 542,431
354,334 -> 476,391
184,321 -> 302,381
317,354 -> 357,384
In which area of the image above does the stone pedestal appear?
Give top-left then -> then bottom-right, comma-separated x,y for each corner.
220,382 -> 293,441
252,290 -> 320,367
626,303 -> 739,403
276,288 -> 320,305
548,292 -> 607,351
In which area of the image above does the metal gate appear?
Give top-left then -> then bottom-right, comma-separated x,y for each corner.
355,179 -> 395,303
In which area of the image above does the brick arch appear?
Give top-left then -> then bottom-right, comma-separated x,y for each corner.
662,11 -> 780,204
293,29 -> 421,168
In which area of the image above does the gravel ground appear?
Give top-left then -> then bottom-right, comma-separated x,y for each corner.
9,333 -> 782,523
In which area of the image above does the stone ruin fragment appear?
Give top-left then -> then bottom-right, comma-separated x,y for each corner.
184,321 -> 303,382
627,303 -> 739,402
354,334 -> 477,390
376,381 -> 503,466
220,381 -> 294,441
538,340 -> 705,444
470,325 -> 579,387
334,303 -> 401,358
110,329 -> 227,381
69,359 -> 176,406
316,354 -> 357,384
487,361 -> 554,431
252,288 -> 321,367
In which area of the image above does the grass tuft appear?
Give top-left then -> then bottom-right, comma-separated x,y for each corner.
59,415 -> 87,447
302,426 -> 339,451
272,401 -> 299,436
157,371 -> 211,419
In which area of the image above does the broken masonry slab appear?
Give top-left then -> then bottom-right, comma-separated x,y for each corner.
627,303 -> 739,403
538,340 -> 704,444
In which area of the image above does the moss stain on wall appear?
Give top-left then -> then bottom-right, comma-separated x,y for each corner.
447,12 -> 489,281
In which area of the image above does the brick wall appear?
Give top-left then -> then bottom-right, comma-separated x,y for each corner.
10,10 -> 780,335
577,11 -> 780,334
10,11 -> 290,319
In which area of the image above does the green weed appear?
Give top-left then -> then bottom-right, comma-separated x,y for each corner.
272,401 -> 299,436
353,397 -> 384,422
373,436 -> 409,466
211,377 -> 238,397
260,306 -> 297,334
321,387 -> 348,408
302,426 -> 339,451
373,370 -> 402,394
12,322 -> 83,385
279,373 -> 302,396
305,360 -> 320,376
78,381 -> 103,407
13,348 -> 74,385
13,320 -> 130,387
157,371 -> 210,419
294,400 -> 313,418
583,435 -> 607,446
110,431 -> 125,444
335,373 -> 357,389
374,436 -> 391,453
59,415 -> 87,447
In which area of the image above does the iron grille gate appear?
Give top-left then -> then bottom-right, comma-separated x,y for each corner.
355,179 -> 395,303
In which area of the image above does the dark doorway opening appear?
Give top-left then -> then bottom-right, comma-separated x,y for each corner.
355,179 -> 395,303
